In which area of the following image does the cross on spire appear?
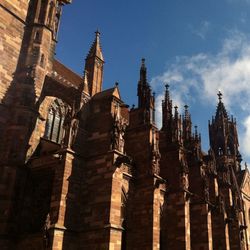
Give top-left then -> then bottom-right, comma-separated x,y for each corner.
217,91 -> 223,102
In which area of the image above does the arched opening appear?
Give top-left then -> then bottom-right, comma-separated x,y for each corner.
34,31 -> 40,42
47,1 -> 55,27
38,0 -> 48,23
227,136 -> 235,156
44,99 -> 70,144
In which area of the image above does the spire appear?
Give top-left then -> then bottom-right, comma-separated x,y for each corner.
184,105 -> 190,120
209,91 -> 241,167
84,31 -> 105,96
173,105 -> 182,143
140,58 -> 147,83
86,30 -> 104,61
215,91 -> 228,120
183,105 -> 192,142
137,58 -> 152,109
162,83 -> 173,130
174,106 -> 179,120
165,83 -> 170,101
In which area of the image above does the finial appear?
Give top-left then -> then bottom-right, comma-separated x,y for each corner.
141,58 -> 146,68
174,106 -> 178,117
217,91 -> 222,102
184,105 -> 190,120
165,83 -> 169,90
115,82 -> 119,87
95,29 -> 100,38
132,104 -> 135,109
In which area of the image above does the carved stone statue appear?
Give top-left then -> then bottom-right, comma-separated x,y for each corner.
180,173 -> 189,190
70,119 -> 78,147
218,195 -> 225,214
151,150 -> 160,175
111,117 -> 127,152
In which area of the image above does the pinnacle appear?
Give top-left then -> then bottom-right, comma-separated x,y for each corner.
139,58 -> 147,82
86,30 -> 104,61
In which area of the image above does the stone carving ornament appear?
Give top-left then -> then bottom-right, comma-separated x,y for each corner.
180,173 -> 189,191
151,149 -> 161,175
111,116 -> 127,153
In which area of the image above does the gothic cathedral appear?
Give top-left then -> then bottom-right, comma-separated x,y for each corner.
0,1 -> 250,250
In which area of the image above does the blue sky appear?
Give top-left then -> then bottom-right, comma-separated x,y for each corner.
56,0 -> 250,163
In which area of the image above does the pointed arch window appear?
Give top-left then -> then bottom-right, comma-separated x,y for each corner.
38,0 -> 47,23
227,136 -> 235,156
44,99 -> 70,144
47,1 -> 55,27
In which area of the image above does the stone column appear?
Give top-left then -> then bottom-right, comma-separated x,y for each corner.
190,203 -> 213,250
165,192 -> 191,250
48,150 -> 77,250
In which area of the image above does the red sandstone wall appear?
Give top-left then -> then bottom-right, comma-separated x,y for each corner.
0,0 -> 28,101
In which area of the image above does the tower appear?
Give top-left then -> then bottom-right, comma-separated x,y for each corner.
84,31 -> 104,96
125,59 -> 165,249
160,85 -> 192,250
0,1 -> 71,249
209,91 -> 243,250
1,0 -> 71,164
209,91 -> 242,172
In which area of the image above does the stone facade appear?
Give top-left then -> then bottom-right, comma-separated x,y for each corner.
0,1 -> 249,250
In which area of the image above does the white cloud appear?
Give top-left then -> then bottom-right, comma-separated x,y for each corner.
227,0 -> 250,4
151,31 -> 250,159
242,116 -> 250,156
188,21 -> 211,40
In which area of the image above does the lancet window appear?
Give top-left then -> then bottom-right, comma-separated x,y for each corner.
44,99 -> 70,144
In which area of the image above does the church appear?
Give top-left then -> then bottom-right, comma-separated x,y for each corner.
0,1 -> 250,249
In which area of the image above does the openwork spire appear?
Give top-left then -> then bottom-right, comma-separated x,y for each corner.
215,91 -> 228,120
209,91 -> 241,171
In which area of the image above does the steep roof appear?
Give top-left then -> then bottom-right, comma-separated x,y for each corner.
52,59 -> 83,88
92,86 -> 121,101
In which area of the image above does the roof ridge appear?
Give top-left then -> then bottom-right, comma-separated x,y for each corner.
54,59 -> 82,78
